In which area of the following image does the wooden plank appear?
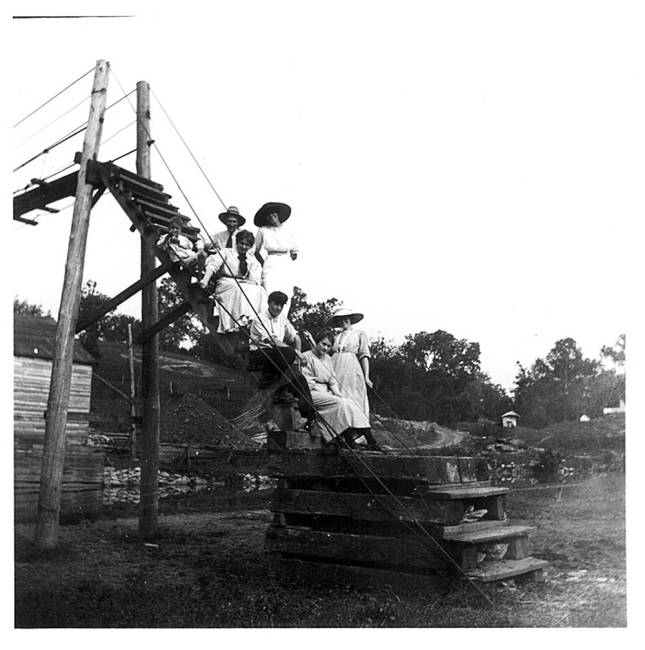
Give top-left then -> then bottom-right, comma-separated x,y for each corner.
13,171 -> 78,218
419,485 -> 509,500
275,557 -> 447,590
446,524 -> 535,545
268,450 -> 465,484
135,301 -> 192,345
75,261 -> 172,332
266,526 -> 449,569
111,163 -> 164,190
272,488 -> 457,524
441,519 -> 511,539
117,176 -> 172,201
505,536 -> 530,560
458,457 -> 478,482
465,557 -> 549,583
145,212 -> 200,235
133,196 -> 180,217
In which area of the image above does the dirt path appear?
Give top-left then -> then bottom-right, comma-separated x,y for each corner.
422,426 -> 466,448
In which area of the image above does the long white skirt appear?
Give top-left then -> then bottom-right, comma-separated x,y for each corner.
332,351 -> 369,418
261,253 -> 294,309
310,387 -> 369,442
214,278 -> 267,333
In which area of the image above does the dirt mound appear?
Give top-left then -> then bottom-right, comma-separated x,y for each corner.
161,392 -> 259,448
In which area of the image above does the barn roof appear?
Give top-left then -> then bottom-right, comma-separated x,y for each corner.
501,410 -> 520,418
13,314 -> 97,365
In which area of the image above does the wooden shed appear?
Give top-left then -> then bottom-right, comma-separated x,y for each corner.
14,314 -> 104,522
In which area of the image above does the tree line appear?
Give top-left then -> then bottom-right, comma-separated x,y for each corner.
15,284 -> 625,429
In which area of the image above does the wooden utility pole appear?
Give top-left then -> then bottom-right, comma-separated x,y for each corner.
35,60 -> 109,550
137,80 -> 160,539
127,323 -> 138,460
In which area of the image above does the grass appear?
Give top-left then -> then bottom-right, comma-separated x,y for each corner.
14,472 -> 625,627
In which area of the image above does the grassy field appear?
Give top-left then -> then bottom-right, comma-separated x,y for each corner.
14,472 -> 625,628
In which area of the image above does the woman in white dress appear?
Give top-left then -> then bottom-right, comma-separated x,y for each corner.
301,330 -> 373,448
199,230 -> 267,333
328,306 -> 373,421
253,202 -> 298,311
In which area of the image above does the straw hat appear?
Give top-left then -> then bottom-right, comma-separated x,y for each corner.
328,306 -> 364,327
218,205 -> 246,226
253,202 -> 291,227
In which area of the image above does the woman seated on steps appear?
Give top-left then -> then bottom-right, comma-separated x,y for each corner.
301,329 -> 384,451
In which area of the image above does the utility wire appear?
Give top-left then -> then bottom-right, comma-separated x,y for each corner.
151,89 -> 227,210
101,119 -> 136,146
13,65 -> 94,128
12,89 -> 136,176
15,94 -> 91,148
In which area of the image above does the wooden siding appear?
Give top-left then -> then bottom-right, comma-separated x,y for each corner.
15,446 -> 103,523
14,355 -> 102,521
14,356 -> 92,446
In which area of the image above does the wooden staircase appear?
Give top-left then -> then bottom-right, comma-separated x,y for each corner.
84,160 -> 243,360
266,447 -> 549,584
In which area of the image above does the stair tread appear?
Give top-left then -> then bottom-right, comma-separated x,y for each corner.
465,557 -> 549,582
448,524 -> 535,544
442,519 -> 510,538
421,485 -> 509,500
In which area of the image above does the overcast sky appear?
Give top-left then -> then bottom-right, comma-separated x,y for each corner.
9,1 -> 643,391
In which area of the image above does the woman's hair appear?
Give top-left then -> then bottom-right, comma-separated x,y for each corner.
169,216 -> 183,229
236,229 -> 255,246
316,329 -> 335,345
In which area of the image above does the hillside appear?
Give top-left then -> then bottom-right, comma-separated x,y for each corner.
88,342 -> 471,449
90,341 -> 259,448
510,414 -> 625,454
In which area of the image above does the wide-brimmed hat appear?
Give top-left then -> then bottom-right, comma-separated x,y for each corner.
253,202 -> 291,227
327,306 -> 364,327
218,205 -> 246,226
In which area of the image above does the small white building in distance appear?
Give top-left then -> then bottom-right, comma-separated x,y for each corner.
603,398 -> 625,415
501,411 -> 520,428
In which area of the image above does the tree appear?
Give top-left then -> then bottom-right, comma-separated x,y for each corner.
601,334 -> 626,367
14,297 -> 50,317
156,277 -> 201,352
77,280 -> 109,357
513,338 -> 599,426
288,286 -> 342,346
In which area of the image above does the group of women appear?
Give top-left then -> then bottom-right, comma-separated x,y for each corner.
198,202 -> 298,333
195,201 -> 380,450
301,308 -> 382,451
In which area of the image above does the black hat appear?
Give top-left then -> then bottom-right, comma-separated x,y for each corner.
253,202 -> 291,227
268,291 -> 289,306
218,205 -> 246,226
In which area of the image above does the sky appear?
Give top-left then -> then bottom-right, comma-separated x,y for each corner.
8,1 -> 644,391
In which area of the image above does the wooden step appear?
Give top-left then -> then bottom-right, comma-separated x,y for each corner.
420,485 -> 509,500
465,557 -> 549,582
266,526 -> 450,570
269,450 -> 478,484
108,163 -> 164,190
134,196 -> 181,218
441,519 -> 510,539
447,524 -> 535,544
272,487 -> 465,525
118,176 -> 172,201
